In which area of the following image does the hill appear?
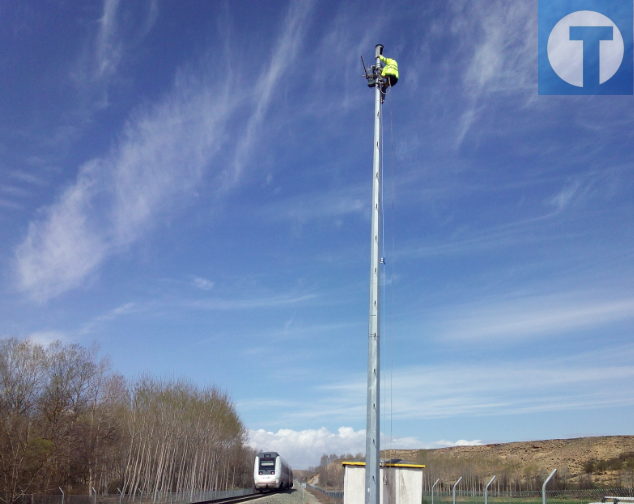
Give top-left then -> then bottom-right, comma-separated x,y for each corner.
384,435 -> 634,489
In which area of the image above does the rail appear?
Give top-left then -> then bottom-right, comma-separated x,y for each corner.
193,492 -> 264,504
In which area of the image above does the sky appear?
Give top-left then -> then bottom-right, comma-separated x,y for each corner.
1,0 -> 633,470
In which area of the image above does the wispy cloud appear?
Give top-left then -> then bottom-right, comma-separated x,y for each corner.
16,173 -> 108,301
547,179 -> 595,211
79,302 -> 136,335
181,293 -> 317,311
428,293 -> 634,343
226,0 -> 314,188
15,68 -> 234,302
327,345 -> 634,421
14,0 -> 317,303
192,277 -> 215,291
400,214 -> 569,259
26,330 -> 70,347
460,0 -> 536,96
260,185 -> 367,224
10,170 -> 49,186
242,344 -> 634,427
442,0 -> 537,146
95,0 -> 122,81
0,198 -> 23,210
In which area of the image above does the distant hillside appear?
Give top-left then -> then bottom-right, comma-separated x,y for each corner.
383,436 -> 634,490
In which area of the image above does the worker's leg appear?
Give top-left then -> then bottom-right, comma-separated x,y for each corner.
380,78 -> 387,103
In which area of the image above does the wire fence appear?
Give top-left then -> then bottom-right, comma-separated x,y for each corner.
305,484 -> 634,504
8,489 -> 254,504
424,488 -> 634,504
21,485 -> 631,504
306,483 -> 344,499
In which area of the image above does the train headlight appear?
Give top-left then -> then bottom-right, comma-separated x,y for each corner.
259,471 -> 262,475
272,471 -> 275,475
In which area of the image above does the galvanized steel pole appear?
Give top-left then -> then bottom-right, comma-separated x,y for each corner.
432,478 -> 440,504
365,42 -> 384,504
485,476 -> 496,504
542,469 -> 557,504
452,477 -> 462,504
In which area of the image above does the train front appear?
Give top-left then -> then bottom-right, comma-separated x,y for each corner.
254,452 -> 280,490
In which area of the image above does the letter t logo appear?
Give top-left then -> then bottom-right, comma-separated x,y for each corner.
569,26 -> 614,90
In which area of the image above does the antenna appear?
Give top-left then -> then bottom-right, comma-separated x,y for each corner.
362,54 -> 379,88
361,55 -> 370,79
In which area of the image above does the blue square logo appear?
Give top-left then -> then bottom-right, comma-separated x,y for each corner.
539,0 -> 633,94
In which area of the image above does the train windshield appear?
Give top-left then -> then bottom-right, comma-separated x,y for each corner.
259,459 -> 275,470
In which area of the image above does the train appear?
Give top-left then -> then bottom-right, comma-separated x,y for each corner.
253,451 -> 294,492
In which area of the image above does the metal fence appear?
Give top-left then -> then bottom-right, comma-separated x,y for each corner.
302,485 -> 634,504
8,489 -> 254,504
306,483 -> 344,500
423,488 -> 634,504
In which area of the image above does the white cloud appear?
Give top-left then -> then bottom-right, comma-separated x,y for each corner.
226,0 -> 313,189
460,0 -> 535,96
447,0 -> 537,145
548,180 -> 585,210
15,172 -> 108,301
10,170 -> 48,186
449,439 -> 482,447
79,302 -> 136,335
181,293 -> 317,311
243,344 -> 634,427
247,427 -> 481,469
248,427 -> 365,469
260,185 -> 367,224
361,346 -> 634,419
14,71 -> 232,301
0,198 -> 23,210
26,331 -> 70,347
15,0 -> 313,303
96,0 -> 122,80
430,293 -> 634,343
192,277 -> 215,290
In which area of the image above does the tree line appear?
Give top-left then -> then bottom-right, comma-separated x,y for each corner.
412,449 -> 634,493
306,448 -> 634,495
0,338 -> 254,504
305,453 -> 362,490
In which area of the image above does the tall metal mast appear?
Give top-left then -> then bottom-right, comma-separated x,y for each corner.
365,43 -> 384,504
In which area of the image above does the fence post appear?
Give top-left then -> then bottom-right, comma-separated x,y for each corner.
92,487 -> 97,504
59,488 -> 64,504
118,488 -> 123,504
453,477 -> 463,504
432,479 -> 440,504
485,476 -> 496,504
542,469 -> 557,504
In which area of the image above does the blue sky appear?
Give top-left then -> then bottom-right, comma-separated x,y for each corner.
1,0 -> 633,470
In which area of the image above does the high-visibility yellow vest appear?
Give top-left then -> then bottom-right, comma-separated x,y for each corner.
379,55 -> 399,80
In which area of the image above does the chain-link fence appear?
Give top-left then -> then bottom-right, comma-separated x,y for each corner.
306,483 -> 344,499
423,488 -> 634,504
302,485 -> 634,504
8,488 -> 254,504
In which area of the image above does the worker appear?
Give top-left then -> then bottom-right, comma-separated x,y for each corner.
378,54 -> 398,102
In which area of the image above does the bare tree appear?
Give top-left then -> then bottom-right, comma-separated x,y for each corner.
1,338 -> 252,503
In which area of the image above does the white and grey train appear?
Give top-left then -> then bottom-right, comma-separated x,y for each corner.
253,452 -> 294,492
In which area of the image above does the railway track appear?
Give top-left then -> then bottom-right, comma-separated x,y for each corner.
195,490 -> 283,504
